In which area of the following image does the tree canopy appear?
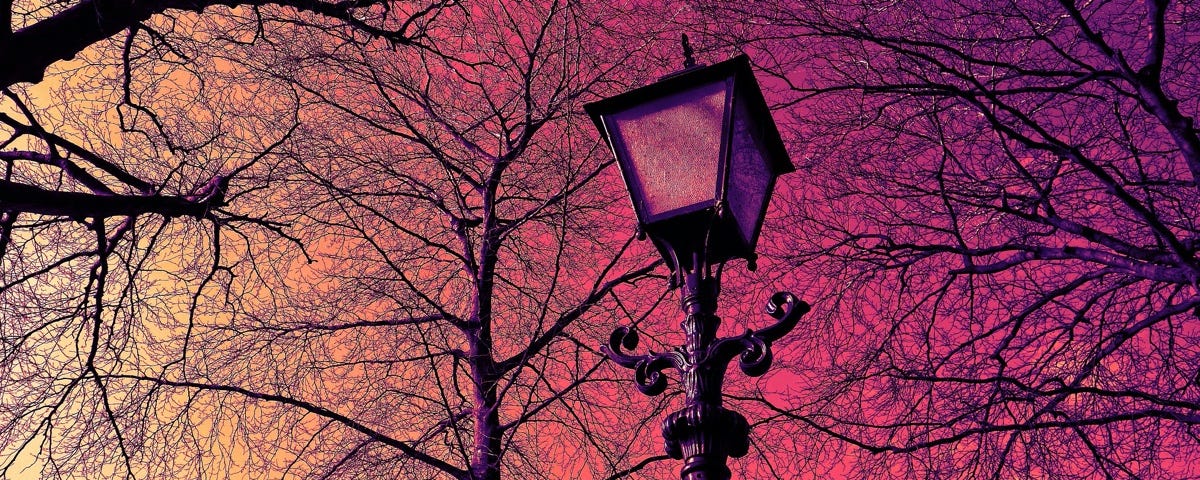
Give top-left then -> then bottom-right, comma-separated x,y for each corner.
3,0 -> 1200,479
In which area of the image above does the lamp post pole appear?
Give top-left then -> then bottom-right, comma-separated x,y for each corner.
586,37 -> 809,480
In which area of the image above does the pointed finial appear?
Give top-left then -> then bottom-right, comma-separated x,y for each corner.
681,33 -> 696,69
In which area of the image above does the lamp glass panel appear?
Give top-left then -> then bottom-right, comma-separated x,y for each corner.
726,96 -> 772,247
606,80 -> 728,219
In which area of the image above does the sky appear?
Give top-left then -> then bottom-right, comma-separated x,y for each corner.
2,1 -> 1200,479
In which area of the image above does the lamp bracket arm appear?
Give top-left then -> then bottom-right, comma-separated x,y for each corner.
756,292 -> 810,342
601,326 -> 684,396
708,292 -> 810,377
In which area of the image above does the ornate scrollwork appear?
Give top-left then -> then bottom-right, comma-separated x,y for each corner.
735,336 -> 772,377
601,326 -> 679,396
758,292 -> 809,341
709,291 -> 811,378
603,292 -> 810,394
602,289 -> 810,480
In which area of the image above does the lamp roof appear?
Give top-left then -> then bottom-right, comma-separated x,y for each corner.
584,55 -> 795,179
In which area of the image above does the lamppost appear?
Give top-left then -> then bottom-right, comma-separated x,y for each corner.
585,44 -> 810,480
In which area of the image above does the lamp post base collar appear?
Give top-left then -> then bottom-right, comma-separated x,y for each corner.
663,403 -> 750,480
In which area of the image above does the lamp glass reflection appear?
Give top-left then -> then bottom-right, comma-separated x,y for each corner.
604,80 -> 727,221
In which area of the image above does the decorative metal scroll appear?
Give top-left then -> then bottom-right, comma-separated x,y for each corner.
602,292 -> 809,396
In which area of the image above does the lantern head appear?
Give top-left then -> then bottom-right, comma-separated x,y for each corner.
585,55 -> 794,275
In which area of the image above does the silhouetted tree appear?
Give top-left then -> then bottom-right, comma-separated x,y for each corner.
0,1 -> 451,478
0,1 -> 681,478
1,0 -> 451,219
691,0 -> 1200,477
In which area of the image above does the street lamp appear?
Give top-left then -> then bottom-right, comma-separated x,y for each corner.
586,45 -> 810,480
